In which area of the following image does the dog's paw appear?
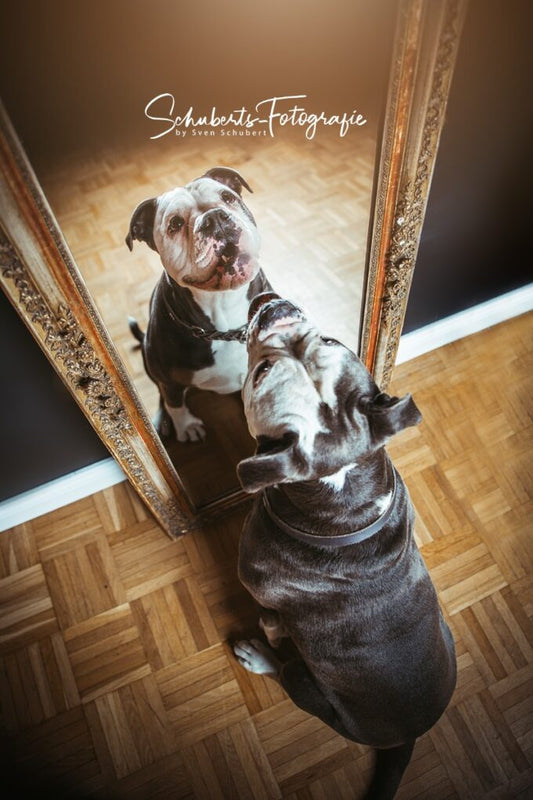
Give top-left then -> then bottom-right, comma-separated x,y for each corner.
177,419 -> 206,443
233,639 -> 281,676
165,404 -> 207,443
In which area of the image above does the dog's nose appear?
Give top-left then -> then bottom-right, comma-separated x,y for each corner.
199,208 -> 232,237
248,292 -> 281,322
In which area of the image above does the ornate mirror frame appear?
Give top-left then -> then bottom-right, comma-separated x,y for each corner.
0,0 -> 467,538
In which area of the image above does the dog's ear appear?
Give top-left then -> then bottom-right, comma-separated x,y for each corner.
126,198 -> 158,252
360,392 -> 422,445
237,432 -> 303,493
201,166 -> 253,196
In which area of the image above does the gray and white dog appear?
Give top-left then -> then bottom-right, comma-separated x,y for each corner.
126,167 -> 271,442
233,294 -> 456,800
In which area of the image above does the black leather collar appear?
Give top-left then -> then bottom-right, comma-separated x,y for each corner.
262,467 -> 397,548
162,274 -> 247,342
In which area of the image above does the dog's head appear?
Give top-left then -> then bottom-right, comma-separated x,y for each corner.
237,295 -> 422,493
125,167 -> 261,291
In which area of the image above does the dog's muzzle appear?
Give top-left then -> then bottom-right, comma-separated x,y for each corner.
248,292 -> 282,321
197,208 -> 236,240
248,294 -> 305,337
185,209 -> 256,290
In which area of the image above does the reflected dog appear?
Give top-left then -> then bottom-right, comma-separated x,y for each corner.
233,294 -> 456,799
126,167 -> 271,442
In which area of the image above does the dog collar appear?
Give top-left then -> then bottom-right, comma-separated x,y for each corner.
162,291 -> 248,342
162,275 -> 248,342
262,468 -> 397,548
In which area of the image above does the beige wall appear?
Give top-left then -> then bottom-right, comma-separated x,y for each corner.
0,0 -> 396,165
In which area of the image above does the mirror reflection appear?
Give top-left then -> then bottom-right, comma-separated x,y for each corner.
124,165 -> 270,446
0,0 -> 396,508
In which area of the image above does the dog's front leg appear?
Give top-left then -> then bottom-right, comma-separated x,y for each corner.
259,609 -> 289,649
233,642 -> 349,738
233,608 -> 288,676
152,396 -> 175,442
158,384 -> 206,442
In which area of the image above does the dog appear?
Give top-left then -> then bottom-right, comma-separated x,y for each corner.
233,294 -> 457,799
126,167 -> 271,442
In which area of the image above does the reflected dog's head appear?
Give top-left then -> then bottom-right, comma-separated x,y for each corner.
126,167 -> 261,291
238,295 -> 422,493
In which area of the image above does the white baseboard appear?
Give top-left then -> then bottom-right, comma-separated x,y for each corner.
0,458 -> 125,532
1,283 -> 531,532
396,283 -> 533,364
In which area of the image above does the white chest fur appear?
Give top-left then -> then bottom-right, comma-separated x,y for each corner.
190,284 -> 250,394
192,340 -> 248,393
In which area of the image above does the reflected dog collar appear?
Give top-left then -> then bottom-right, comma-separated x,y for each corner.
162,289 -> 248,342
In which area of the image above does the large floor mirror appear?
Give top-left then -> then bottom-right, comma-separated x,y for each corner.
0,0 -> 466,537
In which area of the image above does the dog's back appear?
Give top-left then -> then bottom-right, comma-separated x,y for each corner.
239,474 -> 456,749
234,295 -> 457,798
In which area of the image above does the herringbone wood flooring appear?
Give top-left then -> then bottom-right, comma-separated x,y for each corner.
1,312 -> 532,798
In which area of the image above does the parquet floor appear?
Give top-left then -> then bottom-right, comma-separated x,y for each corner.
1,311 -> 532,799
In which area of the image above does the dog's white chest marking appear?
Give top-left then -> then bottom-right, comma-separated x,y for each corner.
190,284 -> 249,393
320,466 -> 393,518
193,340 -> 248,393
320,464 -> 356,491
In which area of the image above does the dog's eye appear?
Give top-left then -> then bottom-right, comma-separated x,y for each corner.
167,215 -> 184,234
222,190 -> 237,205
321,336 -> 340,346
253,360 -> 271,386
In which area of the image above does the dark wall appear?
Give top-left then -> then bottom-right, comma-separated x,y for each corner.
0,291 -> 108,502
403,0 -> 532,332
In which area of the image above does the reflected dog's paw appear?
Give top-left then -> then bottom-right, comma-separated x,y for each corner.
177,418 -> 206,443
165,404 -> 207,443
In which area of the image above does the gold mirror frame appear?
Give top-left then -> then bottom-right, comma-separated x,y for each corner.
0,0 -> 466,538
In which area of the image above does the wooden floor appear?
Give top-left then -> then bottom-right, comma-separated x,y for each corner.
1,311 -> 532,799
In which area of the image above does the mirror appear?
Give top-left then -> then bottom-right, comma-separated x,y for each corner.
0,0 -> 394,510
0,0 -> 466,537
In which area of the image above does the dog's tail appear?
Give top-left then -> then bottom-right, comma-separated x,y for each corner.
128,316 -> 145,346
363,740 -> 415,800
